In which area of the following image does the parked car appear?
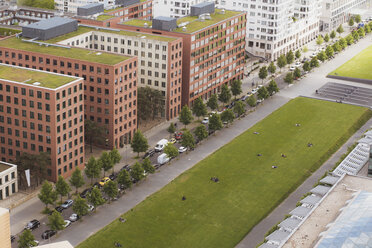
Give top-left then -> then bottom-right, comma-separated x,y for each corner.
41,230 -> 56,240
80,188 -> 91,198
142,149 -> 155,159
310,52 -> 317,58
61,199 -> 73,209
88,204 -> 95,212
25,220 -> 40,230
178,146 -> 187,153
63,220 -> 71,228
154,163 -> 162,170
301,57 -> 309,63
157,153 -> 170,165
120,164 -> 130,172
155,139 -> 168,152
69,213 -> 79,222
202,117 -> 209,124
29,240 -> 39,247
10,235 -> 15,243
257,98 -> 264,104
295,61 -> 302,67
251,89 -> 257,94
240,95 -> 249,101
289,66 -> 295,71
246,92 -> 252,97
257,84 -> 263,89
99,177 -> 111,187
54,206 -> 64,213
174,131 -> 183,140
169,138 -> 177,144
109,172 -> 118,181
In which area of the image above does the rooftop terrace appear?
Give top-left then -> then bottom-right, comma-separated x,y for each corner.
0,64 -> 77,89
0,162 -> 11,173
122,9 -> 242,33
0,36 -> 129,65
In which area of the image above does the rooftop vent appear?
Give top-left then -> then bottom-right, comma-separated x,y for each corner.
33,82 -> 41,86
144,22 -> 148,28
96,52 -> 102,55
182,26 -> 187,32
221,9 -> 225,14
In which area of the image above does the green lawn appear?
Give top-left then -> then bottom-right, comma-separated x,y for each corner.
78,98 -> 372,248
329,45 -> 372,80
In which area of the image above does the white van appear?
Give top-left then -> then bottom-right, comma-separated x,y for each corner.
155,139 -> 168,152
157,153 -> 170,165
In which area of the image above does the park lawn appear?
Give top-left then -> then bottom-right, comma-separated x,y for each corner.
329,45 -> 372,80
78,97 -> 372,248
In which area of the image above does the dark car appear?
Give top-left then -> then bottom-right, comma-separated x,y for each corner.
208,129 -> 215,136
92,182 -> 101,189
174,131 -> 183,140
142,149 -> 155,159
109,172 -> 118,181
154,163 -> 162,170
11,235 -> 15,243
55,206 -> 64,213
120,164 -> 130,172
41,230 -> 57,240
25,220 -> 40,230
80,188 -> 91,198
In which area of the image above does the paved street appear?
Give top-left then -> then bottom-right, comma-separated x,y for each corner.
9,27 -> 372,248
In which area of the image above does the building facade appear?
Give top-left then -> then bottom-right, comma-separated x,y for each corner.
0,161 -> 17,200
153,0 -> 212,18
55,27 -> 182,119
118,8 -> 246,106
216,0 -> 321,60
320,0 -> 367,32
0,64 -> 84,181
0,37 -> 137,151
0,207 -> 10,248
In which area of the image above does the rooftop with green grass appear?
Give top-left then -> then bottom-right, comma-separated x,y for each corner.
328,44 -> 372,81
48,26 -> 177,43
122,9 -> 242,33
96,14 -> 115,21
104,0 -> 149,12
0,36 -> 129,65
0,65 -> 76,89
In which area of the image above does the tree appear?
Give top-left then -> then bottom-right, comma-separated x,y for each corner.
358,27 -> 365,38
325,46 -> 334,58
179,105 -> 193,128
137,86 -> 165,122
167,123 -> 176,138
348,17 -> 354,27
99,151 -> 113,176
142,157 -> 155,174
310,57 -> 319,68
286,50 -> 294,65
246,95 -> 257,107
221,109 -> 235,124
354,14 -> 361,23
295,50 -> 301,60
352,31 -> 359,41
72,195 -> 89,218
48,210 -> 65,231
230,80 -> 242,99
336,25 -> 344,35
330,30 -> 336,39
117,169 -> 132,190
332,41 -> 341,53
277,54 -> 287,72
364,25 -> 371,34
109,148 -> 122,170
55,176 -> 70,203
131,130 -> 149,157
69,168 -> 85,194
302,46 -> 308,53
38,180 -> 57,209
317,51 -> 327,62
267,80 -> 279,96
84,120 -> 105,153
207,94 -> 218,111
163,143 -> 179,158
103,180 -> 118,202
293,67 -> 301,79
130,162 -> 145,182
194,124 -> 208,142
324,33 -> 330,43
346,34 -> 354,45
316,35 -> 324,46
268,62 -> 276,74
303,61 -> 311,72
87,187 -> 105,210
85,156 -> 101,184
18,229 -> 37,248
284,72 -> 294,84
339,37 -> 347,49
218,84 -> 231,105
181,130 -> 195,149
258,66 -> 268,83
208,113 -> 222,132
233,101 -> 246,116
192,97 -> 207,119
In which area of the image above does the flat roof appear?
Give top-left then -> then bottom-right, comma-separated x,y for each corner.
290,206 -> 312,218
0,37 -> 129,65
266,230 -> 290,243
79,3 -> 104,9
48,26 -> 177,43
0,162 -> 11,173
25,17 -> 76,30
310,185 -> 331,196
122,9 -> 242,34
103,0 -> 149,12
278,217 -> 302,231
96,14 -> 115,21
0,64 -> 77,89
300,195 -> 322,205
319,176 -> 340,186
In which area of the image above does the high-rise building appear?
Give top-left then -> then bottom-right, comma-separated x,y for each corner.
153,0 -> 212,18
0,64 -> 85,181
0,35 -> 137,152
320,0 -> 367,32
117,5 -> 246,106
216,0 -> 321,60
